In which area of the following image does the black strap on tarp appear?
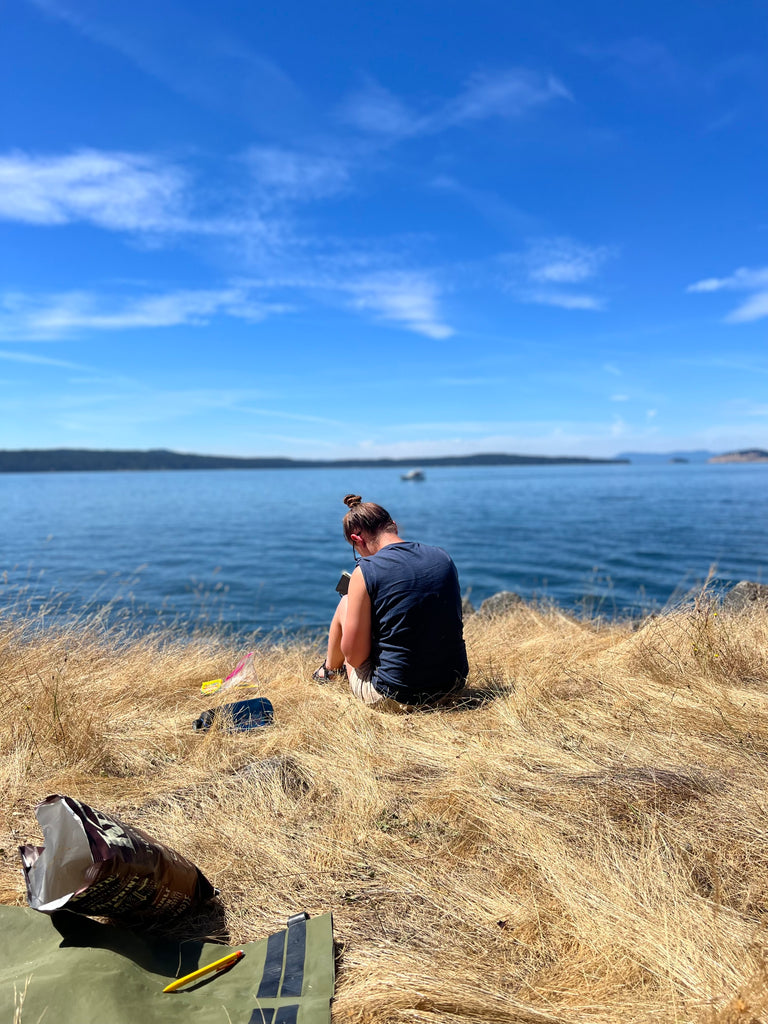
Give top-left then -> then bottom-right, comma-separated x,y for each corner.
281,915 -> 307,996
257,929 -> 288,999
256,910 -> 308,1000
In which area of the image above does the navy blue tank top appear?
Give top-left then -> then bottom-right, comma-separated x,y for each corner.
359,541 -> 468,704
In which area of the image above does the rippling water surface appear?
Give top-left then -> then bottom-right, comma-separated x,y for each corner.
1,464 -> 766,636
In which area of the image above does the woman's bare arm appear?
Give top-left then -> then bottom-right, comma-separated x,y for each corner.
341,566 -> 371,667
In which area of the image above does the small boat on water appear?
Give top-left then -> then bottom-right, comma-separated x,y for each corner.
401,469 -> 425,481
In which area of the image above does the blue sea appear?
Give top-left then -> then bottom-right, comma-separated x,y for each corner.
1,463 -> 766,638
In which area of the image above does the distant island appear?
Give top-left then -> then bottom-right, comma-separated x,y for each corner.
616,448 -> 768,465
0,448 -> 629,474
615,449 -> 716,464
708,449 -> 768,463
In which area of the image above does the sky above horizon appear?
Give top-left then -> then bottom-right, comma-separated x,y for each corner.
1,0 -> 766,459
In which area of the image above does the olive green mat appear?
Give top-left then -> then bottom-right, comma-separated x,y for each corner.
0,906 -> 334,1023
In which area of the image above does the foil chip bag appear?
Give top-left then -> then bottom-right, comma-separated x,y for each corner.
19,795 -> 215,925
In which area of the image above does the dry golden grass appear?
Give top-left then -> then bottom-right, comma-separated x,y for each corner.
2,594 -> 768,1023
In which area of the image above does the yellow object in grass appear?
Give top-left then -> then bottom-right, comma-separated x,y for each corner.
200,653 -> 258,694
163,949 -> 245,992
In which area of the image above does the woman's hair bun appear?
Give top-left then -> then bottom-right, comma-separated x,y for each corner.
343,494 -> 363,508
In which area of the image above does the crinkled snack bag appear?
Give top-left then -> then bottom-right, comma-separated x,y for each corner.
219,652 -> 258,693
19,795 -> 215,926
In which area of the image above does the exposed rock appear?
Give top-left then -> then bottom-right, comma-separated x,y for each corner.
709,449 -> 768,463
477,591 -> 523,618
722,581 -> 768,613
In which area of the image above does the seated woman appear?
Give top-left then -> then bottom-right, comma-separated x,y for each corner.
314,494 -> 468,711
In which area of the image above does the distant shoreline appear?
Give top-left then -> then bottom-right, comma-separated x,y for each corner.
0,448 -> 630,474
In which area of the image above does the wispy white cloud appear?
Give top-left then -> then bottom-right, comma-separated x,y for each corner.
245,146 -> 351,202
440,70 -> 572,126
525,291 -> 604,311
687,265 -> 768,322
610,393 -> 629,402
238,264 -> 456,340
725,294 -> 768,323
0,150 -> 186,231
1,271 -> 453,342
346,272 -> 453,339
339,81 -> 419,138
504,237 -> 613,311
339,68 -> 571,139
688,267 -> 768,293
524,237 -> 611,284
0,286 -> 290,340
0,149 -> 274,240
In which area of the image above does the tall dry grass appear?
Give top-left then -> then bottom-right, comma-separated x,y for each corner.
2,594 -> 768,1023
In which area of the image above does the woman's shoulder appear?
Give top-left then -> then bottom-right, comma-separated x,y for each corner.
387,540 -> 451,563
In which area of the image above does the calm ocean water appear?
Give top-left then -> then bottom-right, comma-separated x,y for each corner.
1,464 -> 766,638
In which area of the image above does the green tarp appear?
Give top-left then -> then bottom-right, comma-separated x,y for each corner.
0,906 -> 334,1023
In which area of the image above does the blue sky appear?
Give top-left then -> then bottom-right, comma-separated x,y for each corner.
1,0 -> 766,459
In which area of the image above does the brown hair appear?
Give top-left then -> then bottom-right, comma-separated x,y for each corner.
342,494 -> 397,543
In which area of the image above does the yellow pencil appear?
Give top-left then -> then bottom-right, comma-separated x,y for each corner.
162,950 -> 245,992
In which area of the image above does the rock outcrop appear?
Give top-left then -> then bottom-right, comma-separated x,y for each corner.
722,581 -> 768,613
709,449 -> 768,463
475,591 -> 524,618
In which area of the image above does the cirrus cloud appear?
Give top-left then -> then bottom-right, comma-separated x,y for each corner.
0,148 -> 275,240
346,272 -> 453,339
339,68 -> 571,139
525,237 -> 612,285
503,237 -> 614,311
687,266 -> 768,323
245,146 -> 351,202
0,286 -> 290,341
0,149 -> 187,231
